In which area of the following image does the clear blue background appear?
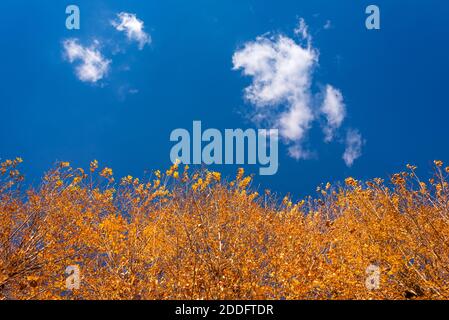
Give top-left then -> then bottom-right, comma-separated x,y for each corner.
1,0 -> 448,197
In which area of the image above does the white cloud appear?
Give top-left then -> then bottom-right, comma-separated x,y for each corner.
294,18 -> 312,45
321,85 -> 346,142
63,39 -> 111,83
324,20 -> 332,30
233,18 -> 363,164
232,21 -> 318,159
112,12 -> 151,50
343,129 -> 363,167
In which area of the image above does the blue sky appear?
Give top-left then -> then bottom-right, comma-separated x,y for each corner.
1,0 -> 448,197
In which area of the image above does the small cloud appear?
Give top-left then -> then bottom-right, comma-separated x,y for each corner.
288,145 -> 314,160
117,85 -> 139,101
294,18 -> 312,45
63,39 -> 111,83
112,12 -> 151,50
324,20 -> 332,30
232,29 -> 317,159
321,85 -> 346,142
343,129 -> 363,167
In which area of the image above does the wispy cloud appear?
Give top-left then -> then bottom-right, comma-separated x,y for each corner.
117,85 -> 139,101
112,12 -> 151,50
324,20 -> 332,30
294,18 -> 312,44
321,85 -> 346,142
343,129 -> 363,167
63,39 -> 111,83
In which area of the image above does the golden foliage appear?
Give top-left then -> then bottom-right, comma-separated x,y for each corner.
1,159 -> 449,300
